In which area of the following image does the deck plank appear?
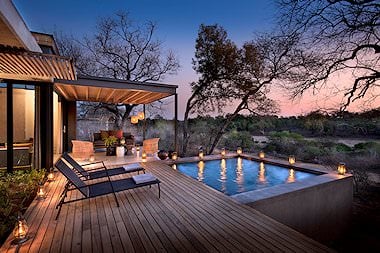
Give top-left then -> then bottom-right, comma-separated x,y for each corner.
0,160 -> 333,253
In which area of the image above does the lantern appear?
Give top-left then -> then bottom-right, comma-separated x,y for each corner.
288,155 -> 296,165
120,138 -> 126,145
131,115 -> 139,124
259,151 -> 265,159
172,164 -> 177,170
221,148 -> 226,157
237,147 -> 242,156
338,162 -> 346,175
135,145 -> 140,157
198,148 -> 204,160
142,151 -> 147,162
138,111 -> 145,120
12,215 -> 29,244
47,169 -> 55,182
172,152 -> 178,161
37,184 -> 46,199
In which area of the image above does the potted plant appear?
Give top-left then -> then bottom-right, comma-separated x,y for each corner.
104,136 -> 118,156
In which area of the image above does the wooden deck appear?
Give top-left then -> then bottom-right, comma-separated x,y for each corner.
1,161 -> 333,253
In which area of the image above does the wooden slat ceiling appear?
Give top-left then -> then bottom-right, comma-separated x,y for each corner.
0,48 -> 76,82
54,83 -> 172,104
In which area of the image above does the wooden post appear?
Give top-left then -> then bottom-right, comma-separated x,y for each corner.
6,82 -> 13,173
143,104 -> 146,140
174,93 -> 178,152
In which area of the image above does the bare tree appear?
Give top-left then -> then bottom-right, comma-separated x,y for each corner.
56,11 -> 180,128
277,0 -> 380,110
182,25 -> 308,155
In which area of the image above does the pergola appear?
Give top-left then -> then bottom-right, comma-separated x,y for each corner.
54,75 -> 179,149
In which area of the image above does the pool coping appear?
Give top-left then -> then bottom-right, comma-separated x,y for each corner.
165,153 -> 352,204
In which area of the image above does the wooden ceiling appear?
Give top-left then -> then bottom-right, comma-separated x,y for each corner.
0,49 -> 76,82
54,76 -> 177,105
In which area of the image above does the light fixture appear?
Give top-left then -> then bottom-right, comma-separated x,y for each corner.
198,148 -> 204,160
47,169 -> 55,182
288,155 -> 296,165
89,154 -> 95,162
120,138 -> 126,145
131,115 -> 139,124
221,148 -> 226,157
338,162 -> 346,175
12,214 -> 29,245
172,152 -> 178,161
172,164 -> 177,170
138,111 -> 145,120
237,147 -> 242,156
142,151 -> 147,162
259,151 -> 265,159
37,184 -> 46,199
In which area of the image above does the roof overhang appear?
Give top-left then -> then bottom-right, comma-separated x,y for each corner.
0,0 -> 41,52
0,48 -> 76,82
54,75 -> 178,104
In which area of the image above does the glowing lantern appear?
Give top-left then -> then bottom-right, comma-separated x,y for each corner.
37,184 -> 46,199
237,147 -> 242,156
89,154 -> 95,162
12,215 -> 29,244
131,115 -> 139,124
120,138 -> 126,145
288,155 -> 296,165
172,152 -> 178,161
258,151 -> 265,159
221,148 -> 226,157
142,151 -> 147,162
172,164 -> 177,170
338,162 -> 346,175
47,170 -> 55,182
198,148 -> 204,160
138,111 -> 145,120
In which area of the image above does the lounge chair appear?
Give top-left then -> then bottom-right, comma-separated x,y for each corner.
62,152 -> 144,180
54,159 -> 160,219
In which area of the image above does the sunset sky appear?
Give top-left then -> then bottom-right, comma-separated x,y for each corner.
14,0 -> 378,119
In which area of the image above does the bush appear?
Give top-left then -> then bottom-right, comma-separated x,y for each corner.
222,130 -> 254,151
0,169 -> 45,243
335,143 -> 352,152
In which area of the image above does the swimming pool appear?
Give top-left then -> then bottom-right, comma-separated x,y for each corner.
176,158 -> 318,195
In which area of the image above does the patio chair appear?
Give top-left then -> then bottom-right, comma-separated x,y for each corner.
62,152 -> 144,180
54,159 -> 160,219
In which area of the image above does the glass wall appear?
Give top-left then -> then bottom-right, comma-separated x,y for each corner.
12,84 -> 35,169
0,83 -> 6,169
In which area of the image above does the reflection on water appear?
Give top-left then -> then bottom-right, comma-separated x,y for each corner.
236,157 -> 244,192
287,168 -> 295,183
258,162 -> 266,183
197,161 -> 205,181
220,159 -> 227,192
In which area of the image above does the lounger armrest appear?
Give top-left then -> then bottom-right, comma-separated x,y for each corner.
81,161 -> 104,167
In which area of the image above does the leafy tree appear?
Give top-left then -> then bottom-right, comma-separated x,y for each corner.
277,0 -> 380,110
57,11 -> 180,128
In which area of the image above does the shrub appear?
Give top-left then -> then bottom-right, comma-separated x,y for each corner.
221,130 -> 254,151
0,169 -> 45,243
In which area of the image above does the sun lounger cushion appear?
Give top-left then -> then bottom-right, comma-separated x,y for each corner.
133,173 -> 157,184
123,163 -> 143,172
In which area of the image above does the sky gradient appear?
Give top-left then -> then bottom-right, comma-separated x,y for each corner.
13,0 -> 375,118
